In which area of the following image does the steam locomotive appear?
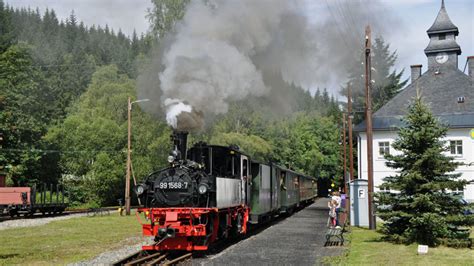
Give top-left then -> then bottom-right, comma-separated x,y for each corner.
135,131 -> 317,251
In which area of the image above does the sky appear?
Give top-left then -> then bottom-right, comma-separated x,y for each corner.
4,0 -> 474,86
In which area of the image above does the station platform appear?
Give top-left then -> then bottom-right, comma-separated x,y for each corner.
199,198 -> 345,265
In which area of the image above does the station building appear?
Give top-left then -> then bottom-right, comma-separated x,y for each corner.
356,1 -> 474,202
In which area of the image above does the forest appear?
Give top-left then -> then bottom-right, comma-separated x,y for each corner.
0,0 -> 405,207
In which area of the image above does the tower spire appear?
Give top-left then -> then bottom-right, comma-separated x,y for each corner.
424,0 -> 461,68
427,0 -> 458,36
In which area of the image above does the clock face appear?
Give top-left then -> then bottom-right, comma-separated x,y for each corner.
435,52 -> 449,64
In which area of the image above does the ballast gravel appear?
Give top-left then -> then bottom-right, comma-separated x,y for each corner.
70,236 -> 154,266
0,213 -> 89,231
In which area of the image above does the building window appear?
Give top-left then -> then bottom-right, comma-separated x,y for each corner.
439,33 -> 446,40
378,142 -> 390,157
449,140 -> 463,156
379,185 -> 390,193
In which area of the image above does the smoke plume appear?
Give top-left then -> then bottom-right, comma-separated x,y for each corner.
138,0 -> 396,131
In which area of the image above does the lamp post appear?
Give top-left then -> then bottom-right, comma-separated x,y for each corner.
125,97 -> 150,216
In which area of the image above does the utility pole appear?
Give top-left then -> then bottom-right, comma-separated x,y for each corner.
365,25 -> 376,230
342,113 -> 347,193
346,84 -> 354,224
347,84 -> 354,182
125,97 -> 132,216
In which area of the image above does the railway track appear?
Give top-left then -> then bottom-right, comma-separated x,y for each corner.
0,206 -> 120,222
113,251 -> 192,266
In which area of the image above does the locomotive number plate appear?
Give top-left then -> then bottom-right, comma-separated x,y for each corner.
158,182 -> 188,190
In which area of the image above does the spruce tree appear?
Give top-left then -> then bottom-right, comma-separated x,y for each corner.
342,37 -> 407,124
377,95 -> 473,247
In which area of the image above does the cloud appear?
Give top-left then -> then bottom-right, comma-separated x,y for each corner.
379,0 -> 435,6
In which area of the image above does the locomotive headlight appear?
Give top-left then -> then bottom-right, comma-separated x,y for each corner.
167,155 -> 175,163
135,184 -> 145,195
198,183 -> 208,194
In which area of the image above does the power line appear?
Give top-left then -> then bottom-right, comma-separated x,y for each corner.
324,0 -> 353,51
333,0 -> 361,45
0,147 -> 123,154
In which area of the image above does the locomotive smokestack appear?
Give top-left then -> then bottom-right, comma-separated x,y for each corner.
172,131 -> 188,160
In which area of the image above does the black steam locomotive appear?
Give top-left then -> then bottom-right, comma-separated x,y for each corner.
135,131 -> 316,252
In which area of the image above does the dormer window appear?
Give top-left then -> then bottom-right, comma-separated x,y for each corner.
439,33 -> 446,40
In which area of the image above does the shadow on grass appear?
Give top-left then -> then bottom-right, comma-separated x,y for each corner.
363,238 -> 385,243
0,253 -> 20,259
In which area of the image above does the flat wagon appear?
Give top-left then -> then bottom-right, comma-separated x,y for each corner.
0,184 -> 68,217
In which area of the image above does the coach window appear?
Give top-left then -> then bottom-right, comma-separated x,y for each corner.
378,142 -> 390,157
449,140 -> 463,156
280,171 -> 287,190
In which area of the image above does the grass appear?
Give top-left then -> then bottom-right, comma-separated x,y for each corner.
324,226 -> 474,266
0,212 -> 142,265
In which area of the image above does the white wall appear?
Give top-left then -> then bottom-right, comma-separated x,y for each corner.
358,128 -> 474,202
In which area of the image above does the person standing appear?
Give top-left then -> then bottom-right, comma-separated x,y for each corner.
328,199 -> 337,228
332,192 -> 342,228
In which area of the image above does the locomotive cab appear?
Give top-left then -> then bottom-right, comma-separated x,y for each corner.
187,144 -> 251,208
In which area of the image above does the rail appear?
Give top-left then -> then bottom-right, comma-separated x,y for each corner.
113,251 -> 192,266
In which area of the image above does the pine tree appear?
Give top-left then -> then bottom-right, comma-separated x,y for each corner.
376,95 -> 473,247
0,0 -> 13,53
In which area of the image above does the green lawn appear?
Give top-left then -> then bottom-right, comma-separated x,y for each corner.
325,227 -> 474,265
0,212 -> 142,265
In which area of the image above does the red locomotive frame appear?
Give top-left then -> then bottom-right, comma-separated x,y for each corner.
137,205 -> 249,251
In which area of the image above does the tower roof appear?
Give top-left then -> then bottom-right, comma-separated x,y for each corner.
427,0 -> 459,36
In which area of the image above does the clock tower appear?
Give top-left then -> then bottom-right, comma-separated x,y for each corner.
424,0 -> 461,69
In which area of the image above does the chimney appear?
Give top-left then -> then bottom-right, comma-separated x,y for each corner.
468,56 -> 474,79
410,64 -> 422,83
171,131 -> 188,161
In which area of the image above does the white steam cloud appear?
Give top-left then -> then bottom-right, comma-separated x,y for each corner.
164,98 -> 192,129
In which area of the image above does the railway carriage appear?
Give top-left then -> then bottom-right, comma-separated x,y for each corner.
277,167 -> 301,214
249,162 -> 279,224
135,131 -> 317,251
300,175 -> 317,205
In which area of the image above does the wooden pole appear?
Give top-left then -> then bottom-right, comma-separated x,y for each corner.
342,113 -> 347,192
346,84 -> 354,224
365,25 -> 376,230
125,97 -> 132,215
347,84 -> 354,182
